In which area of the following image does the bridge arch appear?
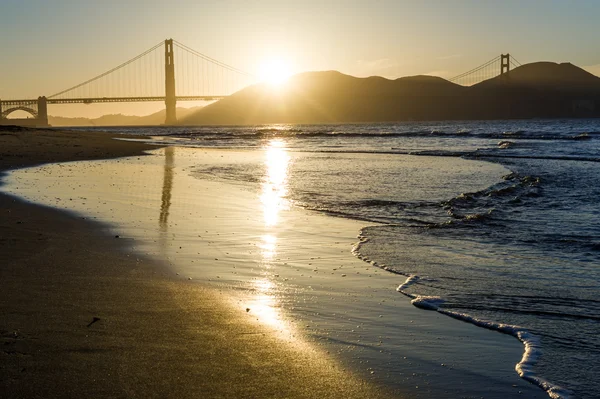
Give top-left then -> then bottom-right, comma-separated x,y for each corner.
1,106 -> 38,119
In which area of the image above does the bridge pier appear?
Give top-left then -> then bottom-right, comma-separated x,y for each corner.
37,96 -> 48,126
501,54 -> 510,75
165,39 -> 177,125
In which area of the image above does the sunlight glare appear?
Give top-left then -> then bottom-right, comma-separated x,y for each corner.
260,139 -> 290,227
259,234 -> 277,259
259,59 -> 292,87
249,278 -> 285,331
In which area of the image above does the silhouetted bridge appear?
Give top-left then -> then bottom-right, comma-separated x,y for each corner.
0,39 -> 254,126
0,40 -> 522,127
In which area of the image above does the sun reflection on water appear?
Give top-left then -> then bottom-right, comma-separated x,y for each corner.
244,139 -> 294,335
260,139 -> 290,227
259,234 -> 277,260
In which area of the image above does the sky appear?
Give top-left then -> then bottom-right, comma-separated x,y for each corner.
2,0 -> 600,117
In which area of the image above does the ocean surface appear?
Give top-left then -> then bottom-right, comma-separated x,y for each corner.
68,120 -> 599,398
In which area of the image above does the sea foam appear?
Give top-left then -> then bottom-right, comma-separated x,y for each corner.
353,231 -> 572,399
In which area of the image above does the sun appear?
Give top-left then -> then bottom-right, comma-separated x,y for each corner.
258,59 -> 292,87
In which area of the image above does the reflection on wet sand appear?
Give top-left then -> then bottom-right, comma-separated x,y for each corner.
250,140 -> 291,333
250,278 -> 285,330
159,147 -> 175,232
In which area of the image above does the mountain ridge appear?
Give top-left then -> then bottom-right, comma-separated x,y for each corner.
49,106 -> 204,127
181,62 -> 600,125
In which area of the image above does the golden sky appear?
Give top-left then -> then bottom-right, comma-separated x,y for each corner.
2,0 -> 600,118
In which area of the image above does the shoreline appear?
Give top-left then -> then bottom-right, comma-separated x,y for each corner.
0,128 -> 390,398
0,127 -> 550,398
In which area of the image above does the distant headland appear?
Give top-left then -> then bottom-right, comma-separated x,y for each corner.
180,62 -> 600,125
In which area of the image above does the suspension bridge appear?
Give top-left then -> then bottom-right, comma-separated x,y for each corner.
449,53 -> 522,86
0,39 -> 255,127
0,39 -> 522,127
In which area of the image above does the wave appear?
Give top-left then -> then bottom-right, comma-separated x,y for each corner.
293,169 -> 547,229
352,221 -> 581,399
471,153 -> 600,163
159,127 -> 600,142
352,233 -> 571,398
413,171 -> 543,229
253,127 -> 305,134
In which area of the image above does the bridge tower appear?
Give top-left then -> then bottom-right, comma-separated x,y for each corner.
37,96 -> 48,126
501,54 -> 510,75
165,39 -> 177,125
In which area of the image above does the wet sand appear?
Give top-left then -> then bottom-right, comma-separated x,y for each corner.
0,128 -> 549,399
0,127 -> 389,398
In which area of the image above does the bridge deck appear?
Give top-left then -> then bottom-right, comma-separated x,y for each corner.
1,96 -> 225,106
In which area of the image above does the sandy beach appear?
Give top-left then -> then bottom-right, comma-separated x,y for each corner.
0,127 -> 549,398
0,127 -> 392,398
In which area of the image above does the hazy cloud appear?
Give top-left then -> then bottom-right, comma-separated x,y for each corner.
357,58 -> 396,69
437,54 -> 462,60
356,58 -> 403,77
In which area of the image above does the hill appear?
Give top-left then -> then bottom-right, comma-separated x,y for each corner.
473,62 -> 600,92
181,63 -> 600,124
181,71 -> 465,125
464,62 -> 600,119
50,106 -> 203,127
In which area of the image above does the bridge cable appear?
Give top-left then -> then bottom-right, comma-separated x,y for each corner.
510,56 -> 523,67
48,41 -> 164,99
450,56 -> 500,81
449,56 -> 501,82
173,40 -> 255,78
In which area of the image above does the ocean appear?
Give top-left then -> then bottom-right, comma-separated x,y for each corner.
25,120 -> 600,397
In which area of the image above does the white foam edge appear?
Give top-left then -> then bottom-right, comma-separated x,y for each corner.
352,229 -> 573,399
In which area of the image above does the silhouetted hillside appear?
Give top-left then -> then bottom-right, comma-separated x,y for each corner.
50,106 -> 203,127
181,63 -> 600,124
474,62 -> 600,92
464,62 -> 600,119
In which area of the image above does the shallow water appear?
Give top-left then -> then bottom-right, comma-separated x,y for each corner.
17,120 -> 600,397
4,147 -> 545,398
